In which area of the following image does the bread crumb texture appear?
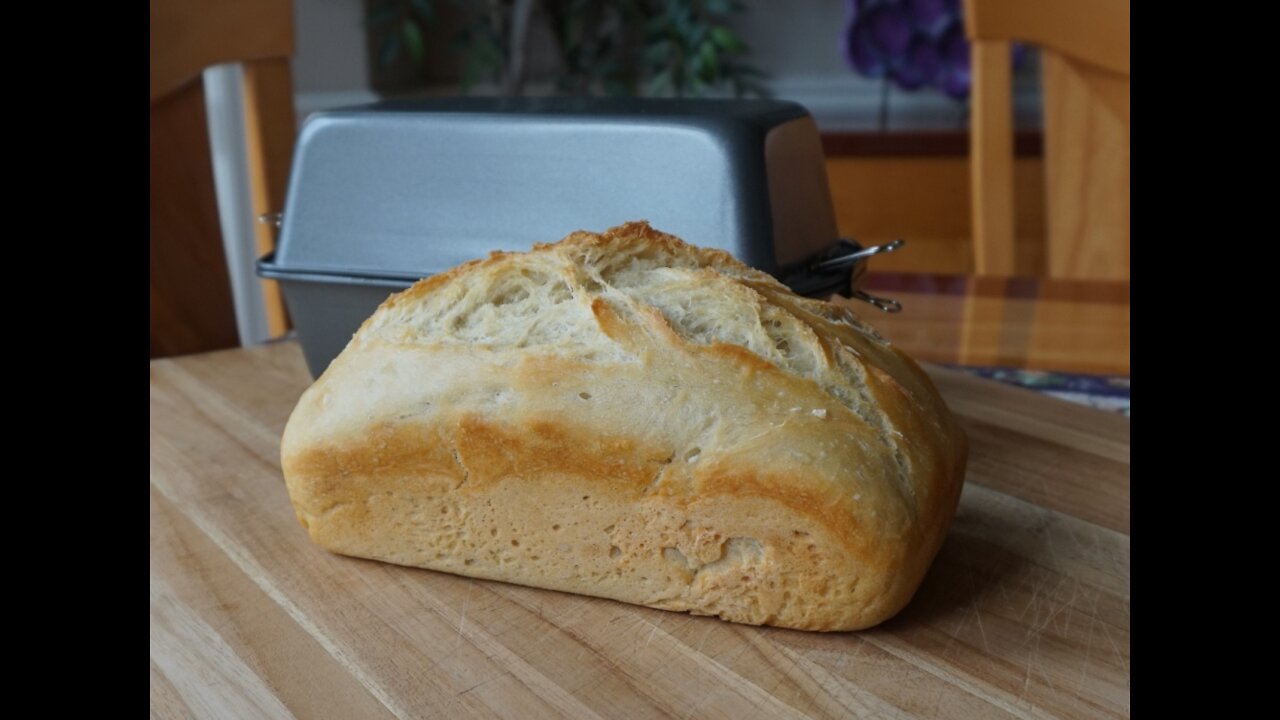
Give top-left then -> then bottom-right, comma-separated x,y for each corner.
282,221 -> 967,631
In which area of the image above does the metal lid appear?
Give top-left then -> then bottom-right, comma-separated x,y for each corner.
265,98 -> 831,280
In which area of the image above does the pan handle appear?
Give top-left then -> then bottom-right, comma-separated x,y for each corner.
782,238 -> 905,312
808,239 -> 904,274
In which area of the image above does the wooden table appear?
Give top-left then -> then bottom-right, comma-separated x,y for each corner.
150,342 -> 1130,719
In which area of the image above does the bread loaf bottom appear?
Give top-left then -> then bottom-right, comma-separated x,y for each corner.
282,222 -> 967,631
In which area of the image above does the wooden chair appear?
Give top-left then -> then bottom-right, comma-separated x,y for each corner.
965,0 -> 1130,280
150,0 -> 294,356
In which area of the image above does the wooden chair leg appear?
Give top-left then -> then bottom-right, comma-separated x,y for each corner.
970,40 -> 1017,276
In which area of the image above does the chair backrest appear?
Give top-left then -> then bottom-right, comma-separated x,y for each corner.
150,0 -> 295,353
964,0 -> 1130,279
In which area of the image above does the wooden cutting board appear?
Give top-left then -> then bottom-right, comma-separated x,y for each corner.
150,342 -> 1130,719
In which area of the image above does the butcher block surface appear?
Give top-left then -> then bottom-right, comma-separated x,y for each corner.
149,342 -> 1130,719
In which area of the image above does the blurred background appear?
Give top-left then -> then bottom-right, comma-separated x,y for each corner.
151,0 -> 1128,408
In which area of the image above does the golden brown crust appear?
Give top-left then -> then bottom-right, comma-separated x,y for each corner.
281,222 -> 967,631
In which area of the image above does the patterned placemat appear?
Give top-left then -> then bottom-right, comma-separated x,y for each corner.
950,366 -> 1130,417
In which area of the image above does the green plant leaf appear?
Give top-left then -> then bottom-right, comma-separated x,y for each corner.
643,41 -> 672,64
686,73 -> 708,97
698,40 -> 719,79
378,31 -> 402,69
670,4 -> 695,37
402,21 -> 426,64
688,23 -> 708,49
709,26 -> 744,52
648,68 -> 673,96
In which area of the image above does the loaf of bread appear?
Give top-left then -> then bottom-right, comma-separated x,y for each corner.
281,222 -> 966,631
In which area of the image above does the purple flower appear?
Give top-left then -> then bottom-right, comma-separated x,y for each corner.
906,0 -> 951,38
894,37 -> 944,90
867,4 -> 914,58
937,25 -> 971,99
842,0 -> 1019,101
844,20 -> 888,78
